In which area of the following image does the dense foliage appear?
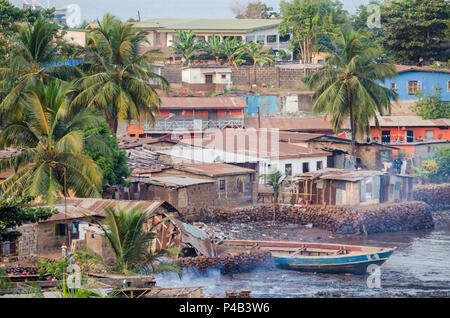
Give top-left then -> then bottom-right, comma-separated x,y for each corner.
304,26 -> 397,157
379,0 -> 449,64
279,0 -> 348,63
0,196 -> 56,241
0,80 -> 106,203
430,147 -> 450,183
73,14 -> 169,133
83,120 -> 130,186
411,87 -> 450,119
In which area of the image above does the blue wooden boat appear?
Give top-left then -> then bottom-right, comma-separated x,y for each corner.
221,240 -> 396,275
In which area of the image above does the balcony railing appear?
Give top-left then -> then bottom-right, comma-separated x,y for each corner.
144,119 -> 244,131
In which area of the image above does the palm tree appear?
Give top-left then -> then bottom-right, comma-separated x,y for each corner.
0,80 -> 106,204
304,26 -> 397,160
260,169 -> 284,222
170,30 -> 203,65
0,17 -> 81,122
72,14 -> 169,133
93,206 -> 181,276
245,41 -> 275,85
221,37 -> 247,66
204,35 -> 224,64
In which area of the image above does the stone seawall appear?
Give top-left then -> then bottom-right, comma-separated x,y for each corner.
413,184 -> 450,211
180,201 -> 434,235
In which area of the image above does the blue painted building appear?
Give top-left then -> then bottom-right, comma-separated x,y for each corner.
380,66 -> 450,101
242,95 -> 280,115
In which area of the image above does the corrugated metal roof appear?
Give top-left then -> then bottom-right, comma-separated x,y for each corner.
135,18 -> 281,33
40,198 -> 176,222
160,97 -> 247,109
245,116 -> 351,131
171,218 -> 214,257
135,175 -> 216,187
176,162 -> 255,177
395,65 -> 450,74
278,132 -> 326,142
118,136 -> 175,149
371,116 -> 450,127
191,129 -> 332,159
293,168 -> 385,182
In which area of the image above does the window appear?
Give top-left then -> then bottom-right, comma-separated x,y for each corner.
316,161 -> 323,170
279,34 -> 290,42
391,83 -> 397,90
381,130 -> 391,143
256,35 -> 265,43
406,130 -> 414,143
219,179 -> 226,191
205,74 -> 213,84
221,74 -> 227,79
407,81 -> 420,95
245,35 -> 255,42
425,130 -> 434,141
155,32 -> 161,45
285,163 -> 292,176
267,35 -> 277,43
55,224 -> 66,236
302,162 -> 309,173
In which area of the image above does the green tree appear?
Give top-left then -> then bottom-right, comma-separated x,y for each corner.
411,86 -> 450,119
430,147 -> 450,183
244,41 -> 275,84
92,206 -> 181,276
279,0 -> 348,64
0,80 -> 106,204
380,0 -> 449,63
73,14 -> 169,133
413,160 -> 438,184
304,26 -> 397,159
0,196 -> 56,241
0,17 -> 81,121
221,37 -> 247,66
170,30 -> 203,65
203,35 -> 225,64
260,169 -> 284,222
83,120 -> 130,186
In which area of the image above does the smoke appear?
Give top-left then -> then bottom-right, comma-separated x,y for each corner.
153,267 -> 223,295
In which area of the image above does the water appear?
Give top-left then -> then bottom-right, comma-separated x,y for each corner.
154,215 -> 450,297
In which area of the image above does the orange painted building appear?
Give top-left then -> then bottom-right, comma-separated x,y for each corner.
370,116 -> 450,145
126,97 -> 247,139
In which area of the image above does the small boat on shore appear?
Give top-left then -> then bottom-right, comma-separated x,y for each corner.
221,240 -> 396,275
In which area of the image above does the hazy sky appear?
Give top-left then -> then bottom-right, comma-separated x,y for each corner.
11,0 -> 370,22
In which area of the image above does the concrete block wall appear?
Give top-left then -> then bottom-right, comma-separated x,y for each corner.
162,65 -> 319,89
161,64 -> 183,83
17,224 -> 38,256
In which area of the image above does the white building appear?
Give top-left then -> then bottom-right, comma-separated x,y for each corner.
155,128 -> 331,184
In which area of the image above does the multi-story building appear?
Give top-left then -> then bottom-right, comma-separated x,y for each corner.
129,18 -> 291,60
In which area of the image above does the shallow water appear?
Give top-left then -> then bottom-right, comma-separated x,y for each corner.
154,217 -> 450,297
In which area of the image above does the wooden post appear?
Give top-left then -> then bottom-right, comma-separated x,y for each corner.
257,107 -> 261,129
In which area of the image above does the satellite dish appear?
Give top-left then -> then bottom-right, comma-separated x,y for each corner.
65,4 -> 81,28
